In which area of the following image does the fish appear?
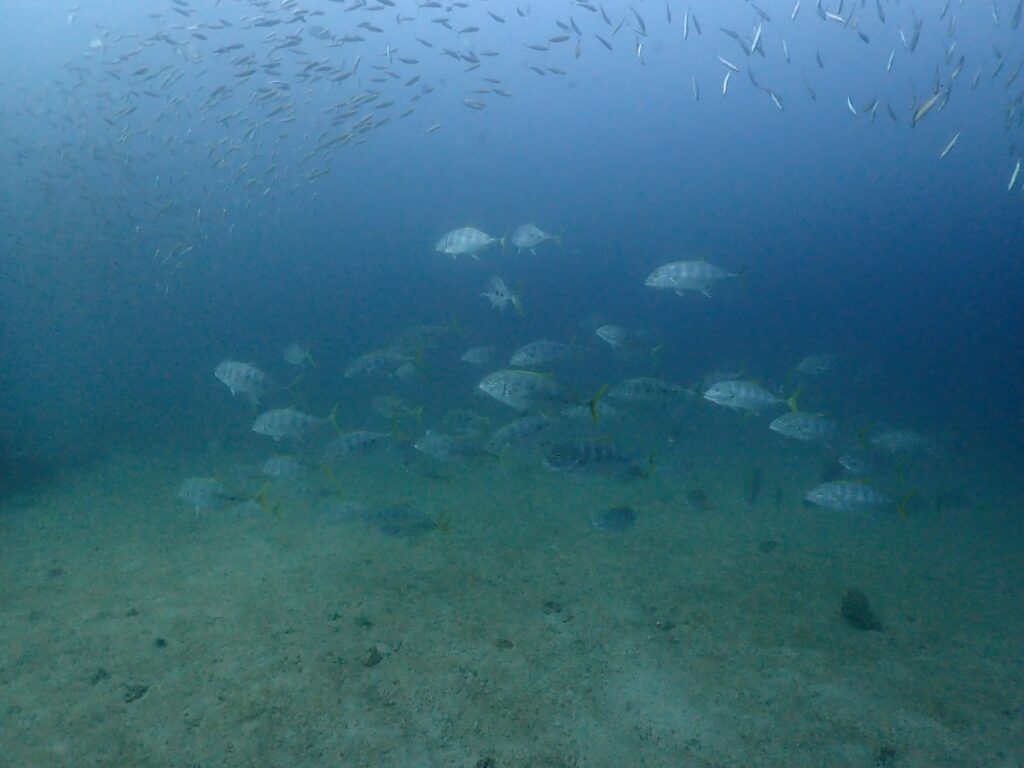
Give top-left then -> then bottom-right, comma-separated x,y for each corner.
461,346 -> 496,367
703,380 -> 794,413
912,90 -> 944,127
510,223 -> 559,253
323,430 -> 390,459
837,447 -> 883,476
435,226 -> 503,258
939,129 -> 963,158
769,412 -> 838,444
543,440 -> 644,475
177,477 -> 245,512
345,349 -> 413,378
796,353 -> 839,375
283,342 -> 316,367
644,259 -> 738,297
591,505 -> 637,532
595,324 -> 630,350
478,369 -> 564,411
804,481 -> 894,513
261,455 -> 307,479
481,276 -> 522,313
869,428 -> 938,456
509,340 -> 573,368
607,377 -> 690,403
252,405 -> 337,441
413,431 -> 483,461
363,504 -> 437,538
484,414 -> 549,455
214,360 -> 273,407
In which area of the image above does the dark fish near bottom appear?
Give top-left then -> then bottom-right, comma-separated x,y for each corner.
364,504 -> 437,539
591,505 -> 636,532
320,500 -> 436,539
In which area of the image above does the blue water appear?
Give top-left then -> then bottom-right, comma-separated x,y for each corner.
1,1 -> 1022,765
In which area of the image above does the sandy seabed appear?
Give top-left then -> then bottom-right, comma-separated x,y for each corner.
1,434 -> 1021,768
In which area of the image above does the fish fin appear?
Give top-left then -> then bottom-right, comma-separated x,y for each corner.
700,287 -> 712,298
512,295 -> 524,315
499,234 -> 506,253
287,372 -> 305,392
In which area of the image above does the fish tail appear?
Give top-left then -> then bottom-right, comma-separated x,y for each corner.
588,383 -> 609,424
512,295 -> 524,315
448,313 -> 465,338
642,450 -> 658,478
787,390 -> 801,412
856,423 -> 872,447
555,227 -> 565,248
391,414 -> 413,443
499,234 -> 506,253
320,464 -> 343,494
327,402 -> 342,435
896,489 -> 917,518
252,481 -> 278,517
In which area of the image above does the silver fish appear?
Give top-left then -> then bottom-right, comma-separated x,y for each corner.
261,455 -> 307,479
543,440 -> 642,475
607,377 -> 689,403
414,431 -> 482,461
253,406 -> 336,441
435,226 -> 503,258
510,223 -> 558,252
481,275 -> 522,312
703,380 -> 792,412
345,349 -> 413,378
805,481 -> 894,513
796,353 -> 839,375
644,260 -> 737,297
595,324 -> 629,349
461,346 -> 496,367
484,414 -> 549,455
769,412 -> 837,443
478,369 -> 563,411
214,360 -> 272,407
869,428 -> 938,456
509,340 -> 573,368
177,477 -> 244,511
283,342 -> 315,367
323,430 -> 390,459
